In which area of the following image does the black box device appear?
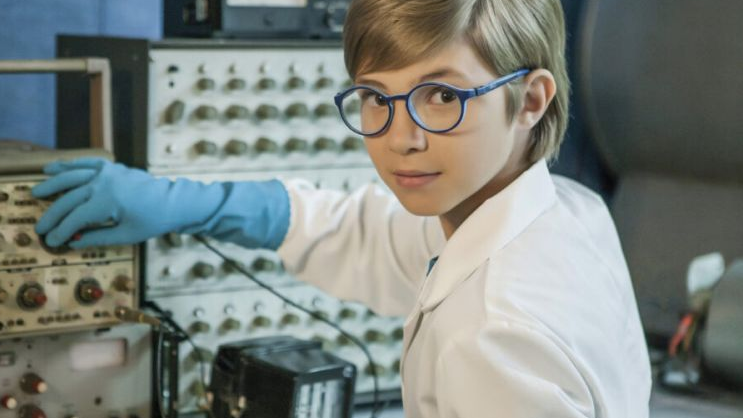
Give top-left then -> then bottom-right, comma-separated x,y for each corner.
210,336 -> 356,418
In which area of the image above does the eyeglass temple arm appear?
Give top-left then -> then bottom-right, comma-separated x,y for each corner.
474,69 -> 531,96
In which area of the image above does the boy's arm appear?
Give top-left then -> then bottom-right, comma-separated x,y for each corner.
277,178 -> 445,317
436,321 -> 599,418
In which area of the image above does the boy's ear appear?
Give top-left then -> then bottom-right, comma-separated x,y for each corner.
516,69 -> 557,129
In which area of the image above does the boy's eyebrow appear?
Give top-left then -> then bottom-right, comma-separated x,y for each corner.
355,67 -> 470,90
416,68 -> 469,84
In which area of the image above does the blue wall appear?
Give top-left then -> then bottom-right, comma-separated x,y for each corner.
0,0 -> 611,194
0,0 -> 161,149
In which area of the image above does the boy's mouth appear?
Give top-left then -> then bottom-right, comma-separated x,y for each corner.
392,170 -> 442,188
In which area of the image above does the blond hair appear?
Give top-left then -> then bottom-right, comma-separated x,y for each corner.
343,0 -> 569,163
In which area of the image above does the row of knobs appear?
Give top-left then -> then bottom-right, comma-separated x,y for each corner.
186,76 -> 341,93
1,373 -> 47,416
192,257 -> 279,278
164,101 -> 356,125
187,312 -> 403,344
190,136 -> 365,157
4,232 -> 33,247
2,277 -> 133,310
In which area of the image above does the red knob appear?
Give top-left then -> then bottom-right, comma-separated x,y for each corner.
20,373 -> 47,394
20,286 -> 46,309
87,286 -> 104,301
77,280 -> 104,304
1,395 -> 18,410
33,293 -> 48,306
18,404 -> 46,418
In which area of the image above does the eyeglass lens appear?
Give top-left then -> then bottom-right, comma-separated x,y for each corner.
341,85 -> 463,135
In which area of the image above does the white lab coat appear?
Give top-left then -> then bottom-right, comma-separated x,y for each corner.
277,159 -> 652,418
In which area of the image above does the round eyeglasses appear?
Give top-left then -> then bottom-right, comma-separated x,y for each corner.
334,69 -> 530,136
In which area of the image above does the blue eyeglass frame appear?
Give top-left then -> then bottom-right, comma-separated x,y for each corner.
334,68 -> 530,136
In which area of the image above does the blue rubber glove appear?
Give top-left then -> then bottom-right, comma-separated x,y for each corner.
31,157 -> 290,250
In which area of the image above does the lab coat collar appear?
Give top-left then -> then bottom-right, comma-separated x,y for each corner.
418,159 -> 557,312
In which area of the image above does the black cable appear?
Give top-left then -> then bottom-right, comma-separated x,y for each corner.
146,301 -> 214,418
192,234 -> 383,418
154,328 -> 167,418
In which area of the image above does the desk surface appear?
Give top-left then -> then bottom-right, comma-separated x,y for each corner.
352,387 -> 743,418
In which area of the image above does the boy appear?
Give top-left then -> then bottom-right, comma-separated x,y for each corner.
33,0 -> 651,416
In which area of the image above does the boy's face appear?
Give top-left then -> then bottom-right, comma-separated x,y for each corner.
356,40 -> 531,222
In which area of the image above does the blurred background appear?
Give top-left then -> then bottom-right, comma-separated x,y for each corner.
0,1 -> 741,417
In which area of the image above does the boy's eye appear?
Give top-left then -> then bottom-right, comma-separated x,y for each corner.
430,87 -> 457,104
359,90 -> 388,107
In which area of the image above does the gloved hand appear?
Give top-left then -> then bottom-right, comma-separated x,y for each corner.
32,157 -> 290,250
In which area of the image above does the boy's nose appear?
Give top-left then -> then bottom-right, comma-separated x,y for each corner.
385,102 -> 427,155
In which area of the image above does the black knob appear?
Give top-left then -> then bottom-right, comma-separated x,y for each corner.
257,78 -> 277,91
18,404 -> 46,418
315,77 -> 335,90
192,262 -> 215,278
225,105 -> 249,121
221,318 -> 242,331
162,232 -> 183,248
18,283 -> 46,310
76,278 -> 104,305
364,329 -> 386,343
285,103 -> 310,119
20,373 -> 47,394
364,363 -> 386,376
189,321 -> 211,334
255,104 -> 280,120
336,334 -> 353,346
194,140 -> 218,156
314,137 -> 338,152
338,308 -> 357,320
251,257 -> 277,272
225,139 -> 248,156
392,327 -> 404,341
284,138 -> 309,153
254,137 -> 279,154
14,232 -> 32,247
281,313 -> 300,326
0,192 -> 8,202
252,316 -> 272,328
314,103 -> 337,118
164,100 -> 185,124
222,260 -> 247,273
227,78 -> 246,91
193,105 -> 218,121
342,136 -> 365,151
287,76 -> 306,90
196,78 -> 216,91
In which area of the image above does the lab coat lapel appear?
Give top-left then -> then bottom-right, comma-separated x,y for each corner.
418,159 -> 557,313
399,160 -> 557,400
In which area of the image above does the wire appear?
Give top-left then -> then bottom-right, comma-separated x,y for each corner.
146,301 -> 214,418
193,234 -> 383,418
154,328 -> 167,418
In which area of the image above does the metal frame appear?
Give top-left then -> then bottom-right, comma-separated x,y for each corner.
0,58 -> 113,152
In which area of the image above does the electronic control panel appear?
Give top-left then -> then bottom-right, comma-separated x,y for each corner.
147,47 -> 364,171
0,177 -> 138,339
57,37 -> 405,410
0,325 -> 151,418
57,37 -> 365,172
143,167 -> 381,298
153,285 -> 403,412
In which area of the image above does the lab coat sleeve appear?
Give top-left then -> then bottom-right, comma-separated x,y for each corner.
276,179 -> 445,316
436,320 -> 595,418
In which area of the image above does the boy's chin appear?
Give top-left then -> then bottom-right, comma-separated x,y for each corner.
395,196 -> 448,217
